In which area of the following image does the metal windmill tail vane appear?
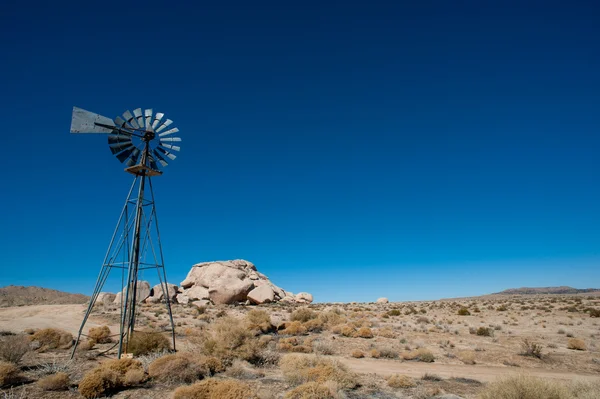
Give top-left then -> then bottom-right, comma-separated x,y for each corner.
69,106 -> 180,358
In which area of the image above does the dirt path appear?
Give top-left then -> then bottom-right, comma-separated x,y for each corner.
0,304 -> 115,335
336,356 -> 600,383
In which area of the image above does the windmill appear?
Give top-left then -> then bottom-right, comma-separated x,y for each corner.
69,107 -> 180,358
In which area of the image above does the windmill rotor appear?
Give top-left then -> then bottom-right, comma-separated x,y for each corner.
70,106 -> 182,174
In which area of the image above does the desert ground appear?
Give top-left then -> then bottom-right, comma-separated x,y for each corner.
0,294 -> 599,398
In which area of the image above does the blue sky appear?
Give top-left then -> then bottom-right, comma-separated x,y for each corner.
1,1 -> 598,302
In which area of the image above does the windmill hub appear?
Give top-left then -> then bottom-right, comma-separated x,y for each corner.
144,130 -> 155,141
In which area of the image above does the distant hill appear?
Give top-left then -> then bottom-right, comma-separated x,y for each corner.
493,286 -> 600,295
0,285 -> 89,307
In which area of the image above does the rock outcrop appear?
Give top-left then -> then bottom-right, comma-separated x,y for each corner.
112,281 -> 151,304
376,297 -> 389,304
178,259 -> 313,305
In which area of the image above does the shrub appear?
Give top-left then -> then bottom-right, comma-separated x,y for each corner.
172,378 -> 258,399
589,308 -> 600,318
351,350 -> 364,358
370,349 -> 381,358
479,375 -> 568,399
30,328 -> 73,350
283,321 -> 307,336
476,327 -> 492,337
291,308 -> 316,323
0,335 -> 30,364
196,317 -> 263,365
457,307 -> 471,316
387,374 -> 415,388
497,305 -> 508,311
78,358 -> 144,398
277,337 -> 312,353
378,347 -> 399,359
127,331 -> 170,356
246,310 -> 274,334
280,354 -> 357,389
421,373 -> 442,381
38,372 -> 70,391
377,327 -> 395,338
149,353 -> 211,384
303,318 -> 325,332
284,381 -> 334,399
458,350 -> 476,364
357,327 -> 373,338
521,339 -> 543,359
0,361 -> 23,387
567,338 -> 586,351
88,326 -> 112,344
387,309 -> 401,317
340,325 -> 356,337
403,348 -> 434,362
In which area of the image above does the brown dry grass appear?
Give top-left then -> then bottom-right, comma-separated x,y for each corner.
0,361 -> 23,388
172,378 -> 259,399
280,354 -> 357,389
30,328 -> 73,350
567,338 -> 586,351
284,381 -> 335,399
37,372 -> 70,391
88,325 -> 112,344
148,353 -> 210,384
78,358 -> 144,398
127,331 -> 170,355
0,335 -> 30,364
246,309 -> 274,334
387,374 -> 416,388
479,375 -> 600,399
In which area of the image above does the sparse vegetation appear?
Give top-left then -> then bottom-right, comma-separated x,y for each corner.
78,358 -> 144,398
30,328 -> 73,350
520,338 -> 543,358
127,331 -> 171,356
172,378 -> 258,399
0,361 -> 23,388
0,335 -> 30,364
387,374 -> 416,388
88,325 -> 112,344
37,372 -> 70,391
280,354 -> 357,389
567,338 -> 586,351
148,353 -> 215,384
457,307 -> 471,316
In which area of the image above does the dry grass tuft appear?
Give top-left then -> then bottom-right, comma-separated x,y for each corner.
283,321 -> 308,336
351,350 -> 364,358
148,353 -> 212,384
457,350 -> 476,364
521,339 -> 543,358
387,374 -> 416,388
280,354 -> 357,389
567,338 -> 586,351
246,310 -> 274,334
479,375 -> 569,399
402,348 -> 435,362
37,372 -> 70,391
127,331 -> 170,356
284,381 -> 335,399
291,308 -> 317,323
357,327 -> 373,338
78,358 -> 144,398
30,328 -> 73,351
0,361 -> 23,388
172,378 -> 258,399
0,335 -> 30,364
88,326 -> 112,344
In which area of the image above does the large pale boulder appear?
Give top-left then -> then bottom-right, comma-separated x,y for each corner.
295,292 -> 313,304
181,262 -> 246,289
376,297 -> 389,304
95,292 -> 116,306
152,283 -> 178,300
185,285 -> 210,301
208,277 -> 254,305
247,284 -> 275,304
112,281 -> 151,304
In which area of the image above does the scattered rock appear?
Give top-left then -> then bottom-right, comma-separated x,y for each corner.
295,292 -> 313,304
377,297 -> 389,304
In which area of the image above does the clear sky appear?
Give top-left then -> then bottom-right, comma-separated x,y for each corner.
1,1 -> 598,302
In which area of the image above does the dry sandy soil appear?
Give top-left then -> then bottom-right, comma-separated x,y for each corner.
0,294 -> 599,398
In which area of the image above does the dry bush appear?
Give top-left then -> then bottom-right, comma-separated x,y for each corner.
38,372 -> 69,391
246,310 -> 274,334
476,327 -> 493,337
284,381 -> 335,399
479,375 -> 569,399
88,326 -> 112,344
568,338 -> 586,351
148,353 -> 211,384
172,378 -> 258,399
402,348 -> 434,362
370,349 -> 381,358
30,328 -> 73,350
387,374 -> 415,388
0,335 -> 30,364
303,318 -> 325,332
340,325 -> 356,337
313,340 -> 334,355
351,350 -> 364,358
283,321 -> 307,336
357,327 -> 373,338
521,339 -> 543,358
78,358 -> 144,398
291,308 -> 317,323
127,331 -> 170,356
277,337 -> 312,353
318,311 -> 344,328
457,350 -> 476,364
376,327 -> 395,338
196,317 -> 263,365
280,354 -> 357,389
457,307 -> 471,316
0,361 -> 23,388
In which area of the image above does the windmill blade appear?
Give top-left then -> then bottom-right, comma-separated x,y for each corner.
148,155 -> 160,171
155,119 -> 173,133
123,110 -> 139,129
108,134 -> 132,142
157,146 -> 177,160
116,146 -> 136,163
151,112 -> 164,129
109,141 -> 133,154
158,127 -> 178,137
126,148 -> 141,166
161,144 -> 180,152
70,107 -> 115,133
153,149 -> 169,167
144,109 -> 153,129
133,108 -> 145,129
159,137 -> 181,143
